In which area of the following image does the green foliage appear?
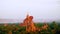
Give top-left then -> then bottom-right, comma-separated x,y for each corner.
0,22 -> 60,34
35,23 -> 43,27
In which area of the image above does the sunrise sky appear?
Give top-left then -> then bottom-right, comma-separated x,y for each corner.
0,0 -> 60,22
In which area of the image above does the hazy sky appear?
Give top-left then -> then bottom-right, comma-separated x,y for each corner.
0,0 -> 60,20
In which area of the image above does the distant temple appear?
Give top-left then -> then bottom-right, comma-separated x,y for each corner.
20,12 -> 49,32
20,13 -> 36,32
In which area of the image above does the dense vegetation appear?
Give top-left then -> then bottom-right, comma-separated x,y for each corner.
0,21 -> 60,34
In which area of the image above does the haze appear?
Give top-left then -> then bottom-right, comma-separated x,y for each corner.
0,0 -> 60,22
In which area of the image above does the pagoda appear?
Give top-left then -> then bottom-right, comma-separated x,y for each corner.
20,12 -> 50,32
20,12 -> 36,32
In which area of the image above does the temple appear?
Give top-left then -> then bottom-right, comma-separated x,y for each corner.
20,13 -> 36,32
20,12 -> 48,32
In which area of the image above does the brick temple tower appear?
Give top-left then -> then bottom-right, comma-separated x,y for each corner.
22,13 -> 36,32
20,12 -> 49,32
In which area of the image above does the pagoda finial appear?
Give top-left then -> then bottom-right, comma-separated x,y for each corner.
26,11 -> 29,18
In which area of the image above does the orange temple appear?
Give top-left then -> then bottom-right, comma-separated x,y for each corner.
20,13 -> 49,32
20,13 -> 36,32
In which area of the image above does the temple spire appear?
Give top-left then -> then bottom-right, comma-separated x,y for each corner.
26,12 -> 29,18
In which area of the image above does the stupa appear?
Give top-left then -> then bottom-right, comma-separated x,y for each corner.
20,12 -> 36,32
